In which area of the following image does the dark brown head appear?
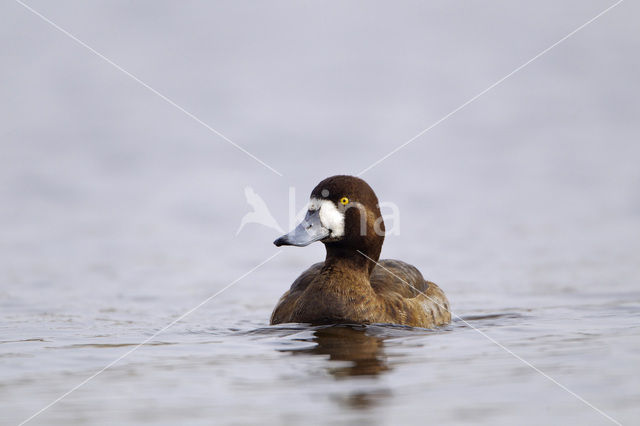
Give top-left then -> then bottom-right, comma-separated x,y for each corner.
274,175 -> 385,274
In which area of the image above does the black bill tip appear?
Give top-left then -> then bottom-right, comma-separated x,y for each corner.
273,236 -> 288,247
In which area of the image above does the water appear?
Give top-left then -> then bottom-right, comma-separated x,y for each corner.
1,1 -> 640,425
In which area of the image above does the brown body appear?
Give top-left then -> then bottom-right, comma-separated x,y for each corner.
271,260 -> 450,328
271,175 -> 451,329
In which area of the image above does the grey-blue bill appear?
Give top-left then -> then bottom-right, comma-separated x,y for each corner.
274,209 -> 330,247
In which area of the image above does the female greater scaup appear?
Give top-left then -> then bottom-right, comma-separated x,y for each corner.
271,175 -> 451,328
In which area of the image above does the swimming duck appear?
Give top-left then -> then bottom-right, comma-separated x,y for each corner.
271,175 -> 451,328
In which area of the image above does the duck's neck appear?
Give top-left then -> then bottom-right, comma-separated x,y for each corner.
323,242 -> 381,277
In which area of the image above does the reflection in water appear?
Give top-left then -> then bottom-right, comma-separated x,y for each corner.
284,325 -> 392,411
330,388 -> 393,410
286,325 -> 389,377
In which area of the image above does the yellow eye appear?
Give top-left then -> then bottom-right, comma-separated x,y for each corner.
340,197 -> 349,205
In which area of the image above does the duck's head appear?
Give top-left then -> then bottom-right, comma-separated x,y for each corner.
274,175 -> 385,270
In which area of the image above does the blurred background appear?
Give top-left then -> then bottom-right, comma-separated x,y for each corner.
1,1 -> 639,425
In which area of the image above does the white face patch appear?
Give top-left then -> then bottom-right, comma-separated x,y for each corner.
308,197 -> 345,238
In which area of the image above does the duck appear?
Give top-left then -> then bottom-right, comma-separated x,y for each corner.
271,175 -> 451,328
